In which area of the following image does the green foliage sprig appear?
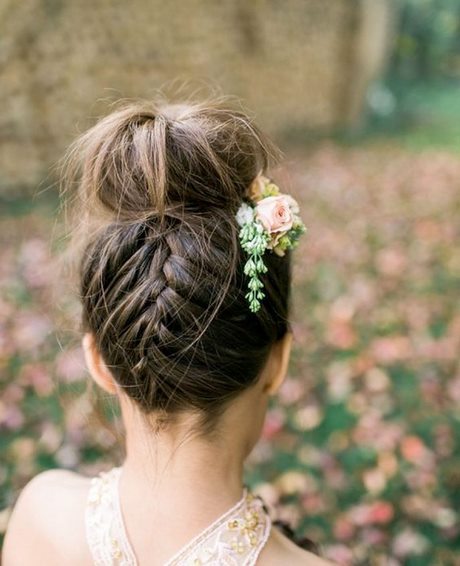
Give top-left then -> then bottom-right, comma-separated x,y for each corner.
237,208 -> 270,312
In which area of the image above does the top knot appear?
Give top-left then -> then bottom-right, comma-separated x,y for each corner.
65,99 -> 279,225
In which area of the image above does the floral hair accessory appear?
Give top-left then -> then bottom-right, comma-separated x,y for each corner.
236,175 -> 307,313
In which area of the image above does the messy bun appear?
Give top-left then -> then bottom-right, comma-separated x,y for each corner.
65,99 -> 292,429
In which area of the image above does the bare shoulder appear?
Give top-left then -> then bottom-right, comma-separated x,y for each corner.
2,469 -> 92,566
260,525 -> 336,566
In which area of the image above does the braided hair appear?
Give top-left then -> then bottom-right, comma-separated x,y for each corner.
64,99 -> 292,431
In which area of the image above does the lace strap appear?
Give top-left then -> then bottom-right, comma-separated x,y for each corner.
165,491 -> 271,566
85,467 -> 137,566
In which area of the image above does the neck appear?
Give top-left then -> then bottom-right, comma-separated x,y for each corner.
119,400 -> 249,521
123,418 -> 245,508
112,386 -> 269,561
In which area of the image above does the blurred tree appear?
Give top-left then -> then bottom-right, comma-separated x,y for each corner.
390,0 -> 460,81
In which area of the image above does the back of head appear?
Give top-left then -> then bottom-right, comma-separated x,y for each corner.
64,98 -> 292,431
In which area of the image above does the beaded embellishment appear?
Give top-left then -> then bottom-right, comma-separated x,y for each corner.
86,467 -> 137,566
85,467 -> 271,566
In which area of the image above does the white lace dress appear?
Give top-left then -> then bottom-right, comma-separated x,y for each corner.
85,467 -> 272,565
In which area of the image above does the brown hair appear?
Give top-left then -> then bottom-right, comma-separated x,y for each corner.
64,98 -> 292,431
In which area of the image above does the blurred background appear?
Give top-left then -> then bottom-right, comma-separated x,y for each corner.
1,0 -> 459,564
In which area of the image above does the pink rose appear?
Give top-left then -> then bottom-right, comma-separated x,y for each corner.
255,195 -> 293,235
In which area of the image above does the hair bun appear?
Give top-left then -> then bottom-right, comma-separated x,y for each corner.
67,100 -> 278,223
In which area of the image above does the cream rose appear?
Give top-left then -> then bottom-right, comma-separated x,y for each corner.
255,195 -> 293,235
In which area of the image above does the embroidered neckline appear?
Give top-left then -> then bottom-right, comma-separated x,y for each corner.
85,466 -> 272,565
86,467 -> 137,566
163,485 -> 248,565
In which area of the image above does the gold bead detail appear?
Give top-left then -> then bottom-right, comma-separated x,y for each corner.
228,519 -> 239,530
231,539 -> 245,554
111,538 -> 122,559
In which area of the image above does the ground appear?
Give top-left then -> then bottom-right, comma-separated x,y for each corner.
1,137 -> 459,565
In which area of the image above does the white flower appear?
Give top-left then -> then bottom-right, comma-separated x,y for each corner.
236,202 -> 254,227
284,194 -> 300,214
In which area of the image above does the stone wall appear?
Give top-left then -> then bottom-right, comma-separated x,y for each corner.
0,0 -> 390,193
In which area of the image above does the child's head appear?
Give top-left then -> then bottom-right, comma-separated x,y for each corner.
66,99 -> 292,435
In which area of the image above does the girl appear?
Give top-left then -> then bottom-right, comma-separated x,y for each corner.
3,99 -> 333,565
